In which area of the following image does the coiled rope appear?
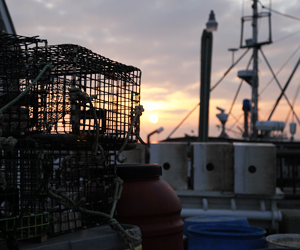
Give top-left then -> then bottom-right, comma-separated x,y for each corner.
116,105 -> 144,163
48,185 -> 141,250
68,87 -> 106,164
68,86 -> 144,164
0,136 -> 17,151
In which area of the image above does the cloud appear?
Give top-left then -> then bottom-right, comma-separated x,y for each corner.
5,0 -> 300,140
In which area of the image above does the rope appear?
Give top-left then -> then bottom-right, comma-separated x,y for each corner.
0,63 -> 52,136
48,187 -> 141,250
116,105 -> 144,163
210,48 -> 250,92
166,103 -> 199,139
68,87 -> 105,164
285,80 -> 300,124
58,155 -> 76,186
0,136 -> 18,151
166,49 -> 250,139
260,44 -> 300,95
110,177 -> 123,217
68,87 -> 97,103
68,87 -> 144,164
137,134 -> 147,145
258,0 -> 300,21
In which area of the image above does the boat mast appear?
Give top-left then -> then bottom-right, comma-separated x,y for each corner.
251,0 -> 259,138
239,0 -> 272,138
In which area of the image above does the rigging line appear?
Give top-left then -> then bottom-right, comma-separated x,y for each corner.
226,127 -> 242,136
275,29 -> 300,44
228,113 -> 244,132
166,50 -> 251,139
258,0 -> 300,21
166,103 -> 199,139
229,112 -> 243,126
228,80 -> 243,115
260,48 -> 300,123
263,97 -> 278,121
260,44 -> 300,95
285,80 -> 300,124
166,48 -> 250,139
210,48 -> 250,92
262,47 -> 300,123
228,53 -> 253,116
241,0 -> 244,18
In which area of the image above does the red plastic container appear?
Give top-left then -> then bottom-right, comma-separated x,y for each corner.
116,164 -> 184,250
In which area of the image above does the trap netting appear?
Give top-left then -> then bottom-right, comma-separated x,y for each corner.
0,33 -> 142,243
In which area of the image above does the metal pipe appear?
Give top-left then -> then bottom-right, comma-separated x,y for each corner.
147,127 -> 164,147
146,127 -> 164,163
181,208 -> 282,221
199,29 -> 213,142
251,0 -> 259,138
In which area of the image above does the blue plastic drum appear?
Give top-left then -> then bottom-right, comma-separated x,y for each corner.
188,224 -> 266,250
184,215 -> 249,236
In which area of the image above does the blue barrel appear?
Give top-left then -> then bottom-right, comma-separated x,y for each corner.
184,215 -> 249,236
188,224 -> 266,250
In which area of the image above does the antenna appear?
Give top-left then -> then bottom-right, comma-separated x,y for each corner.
216,107 -> 225,113
216,107 -> 229,138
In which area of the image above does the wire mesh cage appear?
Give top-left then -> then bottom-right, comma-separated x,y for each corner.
45,143 -> 118,236
0,139 -> 49,242
0,33 -> 49,137
0,33 -> 142,244
33,44 -> 142,148
0,138 -> 118,240
0,212 -> 49,242
0,34 -> 142,148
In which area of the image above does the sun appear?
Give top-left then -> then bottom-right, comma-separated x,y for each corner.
149,114 -> 159,123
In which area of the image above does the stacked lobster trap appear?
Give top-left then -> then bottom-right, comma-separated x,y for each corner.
0,33 -> 142,242
0,33 -> 48,137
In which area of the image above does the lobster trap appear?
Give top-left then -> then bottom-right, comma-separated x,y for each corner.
45,143 -> 118,235
42,44 -> 142,147
0,33 -> 49,137
0,33 -> 142,243
0,138 -> 119,241
0,34 -> 142,148
0,139 -> 49,242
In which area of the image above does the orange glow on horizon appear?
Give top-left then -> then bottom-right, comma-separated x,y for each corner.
139,89 -> 300,142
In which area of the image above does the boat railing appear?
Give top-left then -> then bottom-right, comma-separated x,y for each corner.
276,149 -> 300,199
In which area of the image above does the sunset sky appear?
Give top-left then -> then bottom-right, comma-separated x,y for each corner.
6,0 -> 300,142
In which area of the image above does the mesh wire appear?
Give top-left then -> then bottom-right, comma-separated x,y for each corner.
0,139 -> 49,242
0,33 -> 48,137
0,33 -> 141,241
34,44 -> 141,146
0,34 -> 142,145
46,143 -> 117,235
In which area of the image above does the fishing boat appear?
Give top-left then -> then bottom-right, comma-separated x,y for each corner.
165,1 -> 300,143
1,0 -> 300,248
121,0 -> 300,234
